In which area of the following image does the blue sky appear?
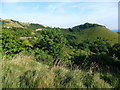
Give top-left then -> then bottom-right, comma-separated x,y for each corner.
0,1 -> 119,30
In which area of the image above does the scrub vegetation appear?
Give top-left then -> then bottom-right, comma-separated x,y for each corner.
1,19 -> 120,88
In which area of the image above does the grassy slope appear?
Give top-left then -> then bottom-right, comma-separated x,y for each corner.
1,19 -> 118,45
2,54 -> 117,88
0,19 -> 46,30
61,26 -> 119,45
1,19 -> 24,28
75,26 -> 118,44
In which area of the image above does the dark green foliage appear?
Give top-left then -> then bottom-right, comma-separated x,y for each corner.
100,73 -> 115,85
26,23 -> 45,30
115,79 -> 120,88
34,29 -> 66,56
2,32 -> 25,56
109,43 -> 120,59
68,28 -> 73,32
100,73 -> 120,88
34,28 -> 68,65
2,27 -> 34,37
78,40 -> 90,50
34,49 -> 53,65
72,23 -> 104,32
88,38 -> 111,54
78,38 -> 111,54
2,27 -> 35,57
65,34 -> 77,46
0,31 -> 2,53
88,54 -> 120,68
71,51 -> 89,66
2,19 -> 120,88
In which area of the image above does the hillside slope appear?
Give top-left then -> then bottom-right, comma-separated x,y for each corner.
2,19 -> 120,88
0,19 -> 48,30
75,26 -> 118,44
2,54 -> 117,88
1,19 -> 119,45
61,23 -> 119,46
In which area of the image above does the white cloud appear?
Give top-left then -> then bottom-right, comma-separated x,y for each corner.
1,2 -> 118,30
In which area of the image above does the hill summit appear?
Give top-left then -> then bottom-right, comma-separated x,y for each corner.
0,19 -> 48,30
1,18 -> 118,45
70,23 -> 105,32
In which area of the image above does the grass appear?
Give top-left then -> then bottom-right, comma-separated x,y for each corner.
1,19 -> 46,30
62,26 -> 119,45
76,27 -> 118,44
2,54 -> 120,88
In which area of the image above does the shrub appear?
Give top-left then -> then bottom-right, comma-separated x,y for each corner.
2,32 -> 26,57
109,43 -> 120,59
34,49 -> 53,65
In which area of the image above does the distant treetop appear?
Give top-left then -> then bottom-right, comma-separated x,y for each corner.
71,23 -> 105,32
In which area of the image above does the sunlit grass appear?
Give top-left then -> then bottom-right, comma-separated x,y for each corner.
2,54 -> 120,88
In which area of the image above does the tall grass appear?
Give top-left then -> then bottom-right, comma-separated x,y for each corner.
2,54 -> 120,88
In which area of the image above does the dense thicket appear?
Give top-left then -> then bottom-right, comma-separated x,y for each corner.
2,25 -> 120,67
2,22 -> 120,88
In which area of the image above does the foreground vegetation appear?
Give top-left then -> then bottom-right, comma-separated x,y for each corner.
1,19 -> 120,88
2,54 -> 120,88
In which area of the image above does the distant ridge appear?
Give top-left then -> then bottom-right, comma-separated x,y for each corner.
72,23 -> 105,31
0,19 -> 49,30
1,18 -> 119,45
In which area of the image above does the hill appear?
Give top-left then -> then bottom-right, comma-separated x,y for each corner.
0,19 -> 48,30
61,23 -> 119,46
1,19 -> 120,88
72,23 -> 105,31
1,19 -> 119,45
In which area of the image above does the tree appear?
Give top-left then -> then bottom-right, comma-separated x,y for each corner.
110,43 -> 120,59
2,31 -> 25,56
88,38 -> 111,54
34,28 -> 67,65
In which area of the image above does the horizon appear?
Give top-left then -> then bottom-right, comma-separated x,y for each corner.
0,18 -> 119,32
1,1 -> 119,31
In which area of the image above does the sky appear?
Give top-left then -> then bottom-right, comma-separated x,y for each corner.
0,0 -> 119,30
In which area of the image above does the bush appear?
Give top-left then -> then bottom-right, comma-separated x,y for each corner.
34,29 -> 68,66
87,54 -> 118,68
34,49 -> 53,65
109,43 -> 120,59
2,30 -> 26,57
71,50 -> 90,67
